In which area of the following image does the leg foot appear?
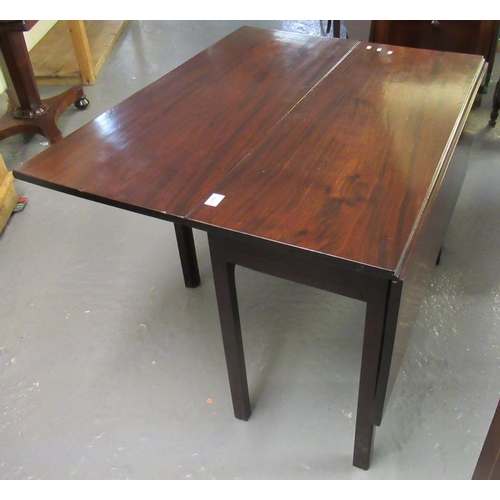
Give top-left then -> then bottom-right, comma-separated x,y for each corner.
74,96 -> 90,110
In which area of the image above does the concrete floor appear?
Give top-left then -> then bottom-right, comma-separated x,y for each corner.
0,20 -> 499,480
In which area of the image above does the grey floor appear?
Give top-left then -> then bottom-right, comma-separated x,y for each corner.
0,20 -> 499,480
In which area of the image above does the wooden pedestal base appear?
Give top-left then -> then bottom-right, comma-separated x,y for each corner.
0,86 -> 88,144
0,21 -> 89,145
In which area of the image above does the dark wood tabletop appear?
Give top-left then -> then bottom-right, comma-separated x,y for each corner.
12,26 -> 487,471
14,27 -> 358,219
188,42 -> 484,279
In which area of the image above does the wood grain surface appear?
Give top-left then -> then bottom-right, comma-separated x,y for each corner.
10,26 -> 488,471
188,42 -> 484,277
14,27 -> 485,275
14,27 -> 357,219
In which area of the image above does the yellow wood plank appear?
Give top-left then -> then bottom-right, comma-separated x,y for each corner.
30,21 -> 129,85
85,20 -> 129,75
0,155 -> 19,234
68,20 -> 96,85
31,21 -> 81,84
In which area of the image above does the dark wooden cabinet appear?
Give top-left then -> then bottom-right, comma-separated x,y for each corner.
370,21 -> 499,95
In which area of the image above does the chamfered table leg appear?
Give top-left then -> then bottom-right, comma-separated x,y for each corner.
353,280 -> 392,470
209,234 -> 251,421
489,77 -> 500,127
174,223 -> 200,288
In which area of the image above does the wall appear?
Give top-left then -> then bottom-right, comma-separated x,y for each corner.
0,20 -> 57,94
344,20 -> 371,42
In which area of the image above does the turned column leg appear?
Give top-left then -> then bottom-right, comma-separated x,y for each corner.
0,27 -> 45,115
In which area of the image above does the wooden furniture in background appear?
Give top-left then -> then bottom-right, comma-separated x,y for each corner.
0,153 -> 18,234
0,20 -> 89,144
30,21 -> 129,86
325,21 -> 341,37
473,400 -> 500,479
370,21 -> 499,98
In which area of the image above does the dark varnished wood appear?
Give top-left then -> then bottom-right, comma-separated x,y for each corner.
489,77 -> 500,127
188,43 -> 484,278
13,26 -> 357,291
14,27 -> 358,218
473,400 -> 500,480
10,28 -> 487,470
374,129 -> 475,424
369,20 -> 499,94
204,130 -> 476,465
209,238 -> 251,421
174,223 -> 200,288
369,20 -> 498,59
192,40 -> 485,470
0,86 -> 87,143
0,21 -> 87,144
0,21 -> 41,111
207,231 -> 397,470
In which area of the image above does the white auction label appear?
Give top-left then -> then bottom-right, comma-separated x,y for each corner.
204,193 -> 225,207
